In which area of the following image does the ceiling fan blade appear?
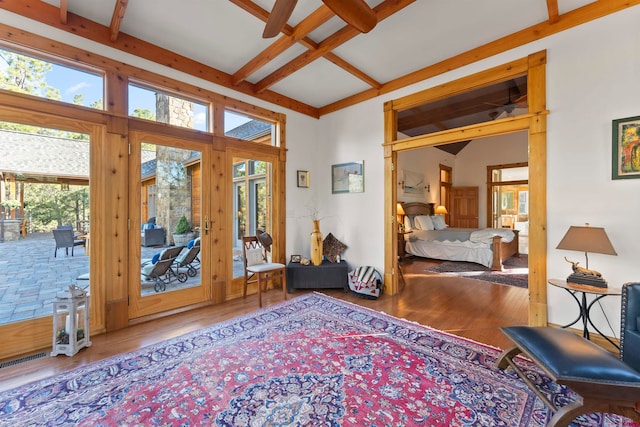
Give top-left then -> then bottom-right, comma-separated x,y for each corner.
263,0 -> 298,38
322,0 -> 377,33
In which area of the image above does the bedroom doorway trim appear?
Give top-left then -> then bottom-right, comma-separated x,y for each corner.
383,50 -> 548,327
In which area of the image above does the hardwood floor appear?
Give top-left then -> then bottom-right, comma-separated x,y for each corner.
0,258 -> 528,392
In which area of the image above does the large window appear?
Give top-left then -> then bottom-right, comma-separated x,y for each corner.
0,47 -> 104,109
225,110 -> 276,145
0,122 -> 90,326
128,83 -> 209,132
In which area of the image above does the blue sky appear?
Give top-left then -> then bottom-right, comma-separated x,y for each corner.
46,63 -> 250,133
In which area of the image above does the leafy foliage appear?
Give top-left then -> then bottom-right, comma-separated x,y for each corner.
175,215 -> 192,234
24,184 -> 89,231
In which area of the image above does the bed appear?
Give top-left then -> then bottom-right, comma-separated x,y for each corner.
401,202 -> 519,271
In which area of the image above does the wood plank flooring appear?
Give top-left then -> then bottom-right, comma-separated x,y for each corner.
0,258 -> 528,391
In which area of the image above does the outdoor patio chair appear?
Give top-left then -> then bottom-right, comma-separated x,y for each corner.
141,245 -> 187,292
53,228 -> 85,257
175,238 -> 200,277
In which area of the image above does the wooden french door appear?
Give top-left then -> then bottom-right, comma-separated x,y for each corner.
450,186 -> 479,228
128,130 -> 212,319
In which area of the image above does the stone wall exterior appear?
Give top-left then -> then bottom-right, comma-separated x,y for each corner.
154,95 -> 194,243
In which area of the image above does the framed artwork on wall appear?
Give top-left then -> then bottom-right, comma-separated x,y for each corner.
332,161 -> 364,194
612,115 -> 640,179
297,170 -> 310,188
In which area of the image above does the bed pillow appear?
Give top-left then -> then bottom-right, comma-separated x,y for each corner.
431,215 -> 447,230
404,215 -> 415,231
414,215 -> 434,231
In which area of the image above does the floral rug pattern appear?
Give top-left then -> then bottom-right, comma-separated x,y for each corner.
0,293 -> 634,426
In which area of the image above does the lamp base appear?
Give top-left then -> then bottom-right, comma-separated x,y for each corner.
566,272 -> 608,288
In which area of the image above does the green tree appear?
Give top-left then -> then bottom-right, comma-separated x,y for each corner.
0,48 -> 61,100
24,184 -> 89,231
132,108 -> 155,120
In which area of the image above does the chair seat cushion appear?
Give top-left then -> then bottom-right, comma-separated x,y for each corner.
502,326 -> 640,384
247,262 -> 285,273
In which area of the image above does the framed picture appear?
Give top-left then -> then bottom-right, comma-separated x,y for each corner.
297,170 -> 309,188
400,169 -> 426,195
331,161 -> 364,194
612,115 -> 640,179
290,254 -> 301,263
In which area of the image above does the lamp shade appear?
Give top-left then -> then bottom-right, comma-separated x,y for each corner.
435,205 -> 448,215
396,203 -> 406,216
556,225 -> 617,255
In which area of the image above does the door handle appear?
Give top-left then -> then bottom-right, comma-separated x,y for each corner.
204,216 -> 210,235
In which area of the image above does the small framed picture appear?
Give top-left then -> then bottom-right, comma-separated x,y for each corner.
290,254 -> 301,263
297,170 -> 309,188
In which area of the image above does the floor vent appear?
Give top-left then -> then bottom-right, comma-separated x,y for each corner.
0,351 -> 48,369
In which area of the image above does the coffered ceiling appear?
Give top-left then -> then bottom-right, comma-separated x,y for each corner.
1,1 -> 638,118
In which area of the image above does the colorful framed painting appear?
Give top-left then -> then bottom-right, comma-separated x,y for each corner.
612,115 -> 640,179
331,161 -> 364,194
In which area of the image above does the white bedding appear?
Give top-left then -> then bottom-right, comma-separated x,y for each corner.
404,228 -> 515,268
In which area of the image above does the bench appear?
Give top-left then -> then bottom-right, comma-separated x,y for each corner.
496,326 -> 640,426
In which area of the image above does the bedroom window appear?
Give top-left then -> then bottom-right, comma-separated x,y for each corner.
488,164 -> 528,232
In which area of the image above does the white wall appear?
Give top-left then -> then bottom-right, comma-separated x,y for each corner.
313,7 -> 640,334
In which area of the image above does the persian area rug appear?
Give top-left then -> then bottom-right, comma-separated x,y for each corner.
0,294 -> 633,427
426,254 -> 528,288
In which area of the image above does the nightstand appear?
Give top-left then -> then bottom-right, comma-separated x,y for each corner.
397,231 -> 412,259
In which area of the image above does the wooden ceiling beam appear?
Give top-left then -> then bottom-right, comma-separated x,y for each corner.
109,0 -> 128,42
232,5 -> 334,86
0,0 -> 320,117
59,0 -> 68,25
546,0 -> 559,24
229,0 -> 381,90
319,0 -> 640,116
254,0 -> 414,94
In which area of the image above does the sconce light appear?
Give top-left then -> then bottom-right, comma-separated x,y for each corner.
556,223 -> 617,288
435,205 -> 448,215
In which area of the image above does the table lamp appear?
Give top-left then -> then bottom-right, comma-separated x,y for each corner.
556,223 -> 617,288
396,203 -> 406,232
435,205 -> 448,215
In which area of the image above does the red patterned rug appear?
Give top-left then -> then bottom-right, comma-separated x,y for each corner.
0,293 -> 634,426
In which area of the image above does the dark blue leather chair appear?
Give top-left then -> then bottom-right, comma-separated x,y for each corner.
495,282 -> 640,426
622,282 -> 640,372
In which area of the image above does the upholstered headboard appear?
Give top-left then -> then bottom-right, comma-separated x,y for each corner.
401,202 -> 435,216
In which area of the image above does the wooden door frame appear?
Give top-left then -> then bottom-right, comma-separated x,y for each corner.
383,51 -> 548,326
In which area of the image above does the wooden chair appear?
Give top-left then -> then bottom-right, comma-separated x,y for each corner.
242,234 -> 286,307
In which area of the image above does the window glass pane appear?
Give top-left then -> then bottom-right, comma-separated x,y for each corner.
128,84 -> 208,132
0,122 -> 90,325
224,110 -> 275,145
0,47 -> 104,109
232,158 -> 272,278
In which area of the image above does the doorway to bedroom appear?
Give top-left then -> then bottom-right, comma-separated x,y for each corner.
488,162 -> 528,255
383,50 -> 548,326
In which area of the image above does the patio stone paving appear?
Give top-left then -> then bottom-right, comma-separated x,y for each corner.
0,232 -> 245,325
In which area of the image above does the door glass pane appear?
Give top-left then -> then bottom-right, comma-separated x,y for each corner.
232,158 -> 272,278
0,122 -> 90,325
140,143 -> 202,295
